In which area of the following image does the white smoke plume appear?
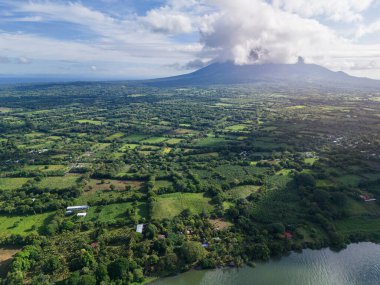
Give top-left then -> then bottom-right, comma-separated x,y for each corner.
199,0 -> 345,65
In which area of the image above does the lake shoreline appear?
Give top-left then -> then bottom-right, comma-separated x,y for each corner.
149,241 -> 380,285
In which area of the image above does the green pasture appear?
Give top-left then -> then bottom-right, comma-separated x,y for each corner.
0,212 -> 53,235
151,193 -> 213,220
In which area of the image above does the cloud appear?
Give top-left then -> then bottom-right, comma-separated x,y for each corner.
0,1 -> 202,75
356,20 -> 380,38
141,7 -> 194,34
271,0 -> 374,22
165,58 -> 208,70
184,59 -> 208,69
350,60 -> 376,70
0,56 -> 10,63
17,56 -> 31,64
193,0 -> 380,79
199,0 -> 340,65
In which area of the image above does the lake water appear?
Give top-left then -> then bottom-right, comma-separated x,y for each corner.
152,242 -> 380,285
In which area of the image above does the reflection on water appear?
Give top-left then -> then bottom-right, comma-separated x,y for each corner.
152,242 -> 380,285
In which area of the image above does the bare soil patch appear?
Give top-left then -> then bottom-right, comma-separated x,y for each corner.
209,219 -> 233,231
0,248 -> 20,277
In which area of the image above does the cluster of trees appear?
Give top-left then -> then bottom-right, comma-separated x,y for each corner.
0,185 -> 81,215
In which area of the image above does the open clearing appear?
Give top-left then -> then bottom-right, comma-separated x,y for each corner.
84,179 -> 142,193
0,248 -> 20,277
0,213 -> 53,235
86,202 -> 147,222
151,193 -> 213,220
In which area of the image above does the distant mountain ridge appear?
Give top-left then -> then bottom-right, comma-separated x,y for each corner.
145,61 -> 380,88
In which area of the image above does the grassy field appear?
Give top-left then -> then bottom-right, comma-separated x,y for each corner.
36,175 -> 79,189
141,137 -> 167,144
224,124 -> 248,131
336,175 -> 363,187
106,132 -> 125,140
0,213 -> 53,235
120,143 -> 140,151
335,216 -> 380,236
151,193 -> 213,220
228,185 -> 260,199
22,165 -> 67,172
75,119 -> 103,125
304,157 -> 318,165
165,138 -> 183,145
86,202 -> 147,222
153,180 -> 173,191
84,179 -> 142,193
0,178 -> 29,190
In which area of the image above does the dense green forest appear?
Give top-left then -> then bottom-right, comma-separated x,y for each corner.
0,82 -> 380,284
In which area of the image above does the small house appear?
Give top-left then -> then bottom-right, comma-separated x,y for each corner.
136,224 -> 144,234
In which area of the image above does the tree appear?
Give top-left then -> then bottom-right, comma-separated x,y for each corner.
144,224 -> 158,239
80,275 -> 97,285
133,268 -> 144,283
294,173 -> 316,188
331,192 -> 348,207
31,274 -> 53,285
65,272 -> 80,285
96,264 -> 109,283
107,258 -> 129,280
250,243 -> 270,261
42,256 -> 63,274
180,241 -> 207,264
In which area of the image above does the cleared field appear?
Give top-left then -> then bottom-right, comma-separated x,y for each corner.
336,175 -> 363,187
141,137 -> 167,144
75,119 -> 103,125
0,178 -> 29,190
228,185 -> 260,199
153,180 -> 173,191
22,165 -> 67,172
84,179 -> 142,193
106,132 -> 124,140
36,175 -> 79,189
165,138 -> 183,145
120,143 -> 140,151
304,157 -> 318,165
91,143 -> 111,151
335,217 -> 380,236
172,128 -> 198,135
86,202 -> 147,222
162,147 -> 172,154
224,124 -> 249,131
151,193 -> 213,220
194,137 -> 228,147
0,213 -> 53,235
0,248 -> 20,277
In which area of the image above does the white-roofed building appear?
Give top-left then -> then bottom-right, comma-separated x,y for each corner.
136,224 -> 144,233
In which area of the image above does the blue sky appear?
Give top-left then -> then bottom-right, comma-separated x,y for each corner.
0,0 -> 380,79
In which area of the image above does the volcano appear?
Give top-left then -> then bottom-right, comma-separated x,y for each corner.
145,61 -> 380,88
